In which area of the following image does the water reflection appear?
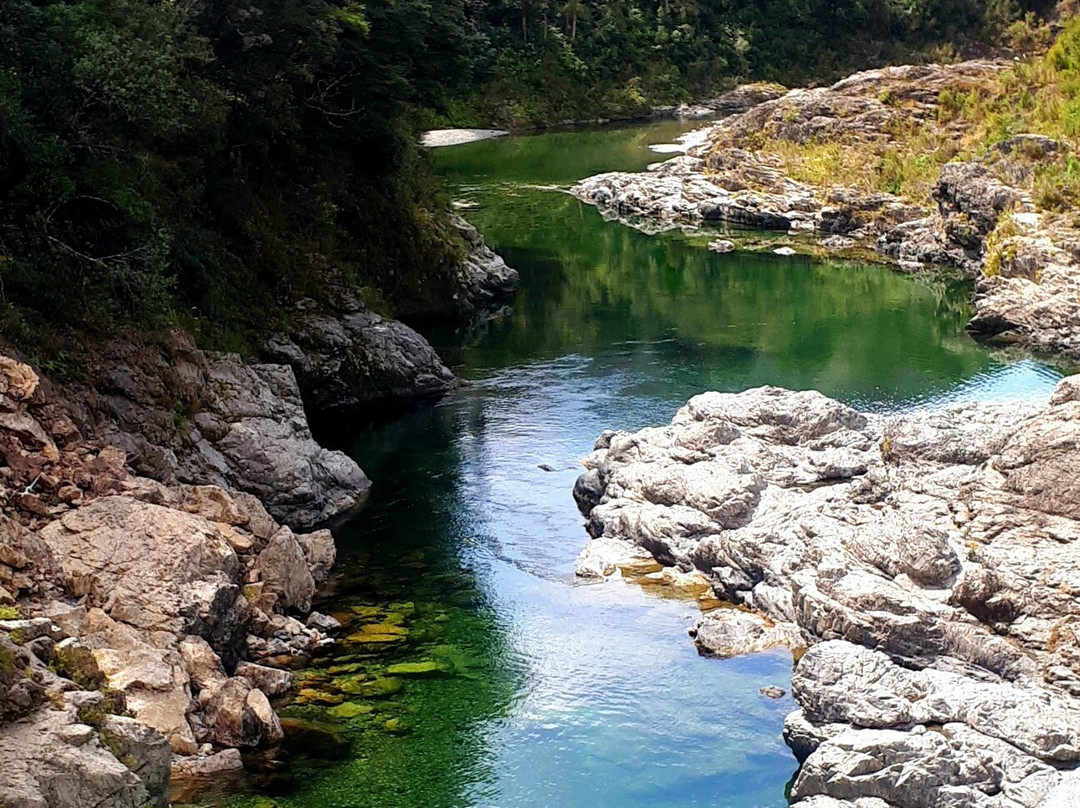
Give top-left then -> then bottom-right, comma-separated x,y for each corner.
220,121 -> 1068,808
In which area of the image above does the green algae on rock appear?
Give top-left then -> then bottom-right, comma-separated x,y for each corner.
385,661 -> 448,678
326,703 -> 374,720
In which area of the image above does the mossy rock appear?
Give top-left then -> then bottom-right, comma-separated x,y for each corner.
383,717 -> 406,733
386,661 -> 448,678
359,676 -> 402,698
387,601 -> 416,617
358,623 -> 409,636
346,633 -> 406,645
327,662 -> 366,676
349,605 -> 382,619
430,644 -> 474,673
295,688 -> 344,706
433,613 -> 451,623
337,675 -> 372,695
446,589 -> 483,606
327,702 -> 374,720
329,611 -> 356,627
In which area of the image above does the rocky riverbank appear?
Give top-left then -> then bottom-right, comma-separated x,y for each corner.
575,381 -> 1080,807
571,61 -> 1080,361
0,351 -> 337,806
0,215 -> 516,805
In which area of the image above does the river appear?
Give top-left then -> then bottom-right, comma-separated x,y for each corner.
208,119 -> 1065,808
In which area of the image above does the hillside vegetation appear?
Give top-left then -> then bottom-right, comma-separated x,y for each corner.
720,11 -> 1080,212
445,0 -> 1056,126
0,0 -> 1061,363
0,0 -> 474,355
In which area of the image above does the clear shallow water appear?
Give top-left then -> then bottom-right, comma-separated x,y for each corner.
218,121 -> 1067,808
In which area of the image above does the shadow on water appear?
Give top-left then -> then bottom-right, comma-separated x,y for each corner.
206,120 -> 1069,808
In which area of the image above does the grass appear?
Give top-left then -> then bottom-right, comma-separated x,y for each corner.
983,215 -> 1025,278
0,646 -> 15,675
749,131 -> 957,202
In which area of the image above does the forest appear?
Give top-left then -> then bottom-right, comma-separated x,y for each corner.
0,0 -> 1053,356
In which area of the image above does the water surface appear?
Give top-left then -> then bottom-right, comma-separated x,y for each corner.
220,120 -> 1065,808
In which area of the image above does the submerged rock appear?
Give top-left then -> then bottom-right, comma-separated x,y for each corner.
279,717 -> 350,759
386,660 -> 448,677
576,379 -> 1080,805
327,701 -> 373,720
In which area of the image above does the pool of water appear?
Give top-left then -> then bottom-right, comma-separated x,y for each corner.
214,120 -> 1066,808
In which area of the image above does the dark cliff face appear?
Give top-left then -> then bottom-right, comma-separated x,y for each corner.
50,329 -> 370,531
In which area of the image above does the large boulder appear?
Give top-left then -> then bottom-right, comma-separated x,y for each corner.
264,295 -> 456,418
577,377 -> 1080,804
65,330 -> 369,530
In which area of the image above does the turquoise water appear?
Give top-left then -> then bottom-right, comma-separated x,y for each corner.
215,121 -> 1065,808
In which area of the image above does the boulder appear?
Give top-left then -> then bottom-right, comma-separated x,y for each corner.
690,609 -> 803,658
257,527 -> 316,614
234,661 -> 292,697
263,295 -> 456,418
576,377 -> 1080,804
65,331 -> 369,530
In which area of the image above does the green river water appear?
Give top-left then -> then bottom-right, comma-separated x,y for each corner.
201,120 -> 1066,808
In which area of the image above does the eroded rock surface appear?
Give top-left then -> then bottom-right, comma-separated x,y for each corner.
65,330 -> 369,529
263,294 -> 457,418
573,63 -> 999,245
0,623 -> 171,808
449,214 -> 520,319
0,354 -> 341,800
576,380 -> 1080,806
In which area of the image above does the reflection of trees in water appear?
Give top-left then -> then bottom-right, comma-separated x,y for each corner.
463,190 -> 996,405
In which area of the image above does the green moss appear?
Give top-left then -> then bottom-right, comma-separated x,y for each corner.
0,606 -> 20,620
0,646 -> 15,675
76,704 -> 106,729
98,729 -> 137,770
386,661 -> 448,678
326,702 -> 373,720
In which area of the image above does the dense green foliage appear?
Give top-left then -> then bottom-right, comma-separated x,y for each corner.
0,0 -> 474,350
446,0 -> 1055,126
0,0 -> 1058,354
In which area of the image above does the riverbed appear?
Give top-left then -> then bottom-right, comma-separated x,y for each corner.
213,119 -> 1064,808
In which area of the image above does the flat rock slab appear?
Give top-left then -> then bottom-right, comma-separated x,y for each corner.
422,129 -> 509,148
